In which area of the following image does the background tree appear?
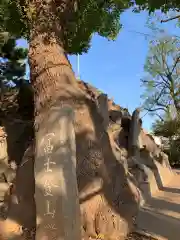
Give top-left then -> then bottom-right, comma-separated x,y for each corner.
1,0 -> 180,239
0,33 -> 28,99
160,12 -> 180,24
152,112 -> 180,165
133,0 -> 179,13
142,13 -> 180,165
141,34 -> 180,120
146,13 -> 180,39
0,33 -> 33,119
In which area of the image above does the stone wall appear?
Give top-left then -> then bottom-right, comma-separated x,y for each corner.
76,83 -> 174,199
0,84 -> 141,240
0,81 -> 175,239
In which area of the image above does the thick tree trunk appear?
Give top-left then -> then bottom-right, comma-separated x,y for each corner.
29,33 -> 82,240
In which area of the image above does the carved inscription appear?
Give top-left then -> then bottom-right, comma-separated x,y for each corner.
43,134 -> 55,154
44,157 -> 56,173
45,224 -> 57,230
44,179 -> 59,197
40,133 -> 58,234
44,200 -> 55,218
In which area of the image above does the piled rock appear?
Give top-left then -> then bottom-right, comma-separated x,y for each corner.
0,80 -> 173,240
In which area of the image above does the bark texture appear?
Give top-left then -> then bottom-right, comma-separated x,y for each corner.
29,30 -> 83,239
27,3 -> 140,238
28,33 -> 139,240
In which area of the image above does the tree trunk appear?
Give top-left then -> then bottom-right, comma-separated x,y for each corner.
29,31 -> 82,239
174,99 -> 180,113
0,79 -> 5,101
169,74 -> 180,114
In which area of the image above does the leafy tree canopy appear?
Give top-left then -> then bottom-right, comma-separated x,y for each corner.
0,0 -> 179,55
0,0 -> 131,54
0,32 -> 28,86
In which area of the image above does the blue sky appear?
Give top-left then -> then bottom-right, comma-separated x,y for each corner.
17,9 -> 180,132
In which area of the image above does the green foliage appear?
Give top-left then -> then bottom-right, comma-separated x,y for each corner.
0,0 -> 179,55
0,33 -> 28,85
163,139 -> 180,165
133,0 -> 180,13
153,115 -> 180,138
141,34 -> 180,118
0,0 -> 132,54
152,113 -> 180,164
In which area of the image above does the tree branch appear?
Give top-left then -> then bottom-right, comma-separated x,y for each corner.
158,73 -> 170,88
171,56 -> 180,75
161,42 -> 171,75
161,14 -> 180,23
141,79 -> 167,88
154,86 -> 168,104
144,107 -> 166,113
153,55 -> 171,88
154,113 -> 164,121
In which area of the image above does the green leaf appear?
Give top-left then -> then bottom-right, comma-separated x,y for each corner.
0,34 -> 27,85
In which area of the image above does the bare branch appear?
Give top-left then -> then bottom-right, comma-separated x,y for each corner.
154,113 -> 164,121
171,56 -> 180,75
144,107 -> 166,112
158,73 -> 171,88
141,79 -> 167,88
161,42 -> 171,75
161,14 -> 180,23
156,101 -> 168,108
155,85 -> 168,103
153,55 -> 171,88
142,34 -> 180,118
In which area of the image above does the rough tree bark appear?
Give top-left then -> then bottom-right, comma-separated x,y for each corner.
29,33 -> 82,239
28,1 -> 83,238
